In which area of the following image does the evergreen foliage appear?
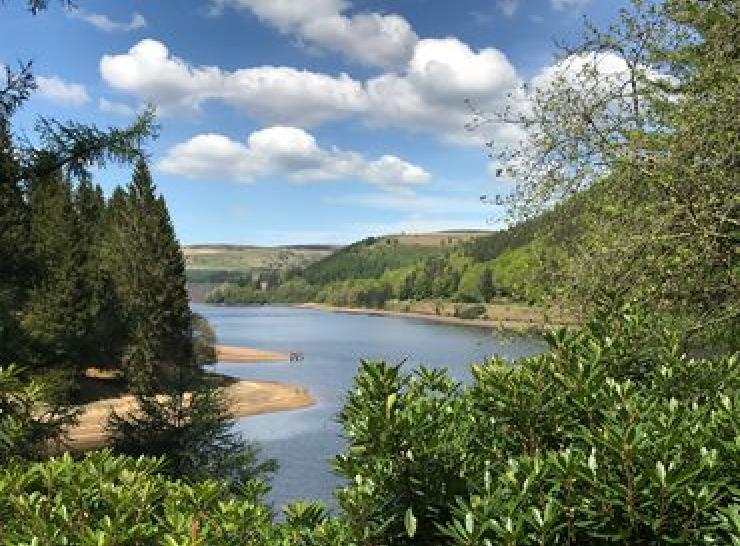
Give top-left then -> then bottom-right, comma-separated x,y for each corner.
0,364 -> 78,462
106,372 -> 277,486
106,160 -> 195,391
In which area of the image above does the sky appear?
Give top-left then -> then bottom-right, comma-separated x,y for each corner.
1,0 -> 629,245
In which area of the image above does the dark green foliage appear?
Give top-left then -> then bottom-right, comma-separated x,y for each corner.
192,312 -> 218,366
453,303 -> 486,320
303,237 -> 444,286
21,173 -> 91,371
0,365 -> 78,462
106,160 -> 195,390
0,120 -> 31,365
317,278 -> 392,309
477,268 -> 496,302
207,277 -> 319,305
106,374 -> 276,486
463,212 -> 551,262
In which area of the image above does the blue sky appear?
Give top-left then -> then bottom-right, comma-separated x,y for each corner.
1,0 -> 627,245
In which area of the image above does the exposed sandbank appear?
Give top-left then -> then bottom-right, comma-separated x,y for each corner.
68,378 -> 314,451
216,344 -> 290,362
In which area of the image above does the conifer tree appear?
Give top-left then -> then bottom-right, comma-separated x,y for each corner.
108,159 -> 194,390
21,172 -> 89,371
0,120 -> 30,364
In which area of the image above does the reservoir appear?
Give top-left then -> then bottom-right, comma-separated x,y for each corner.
194,304 -> 546,510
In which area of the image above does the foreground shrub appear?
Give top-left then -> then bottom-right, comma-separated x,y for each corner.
0,450 -> 352,545
334,301 -> 739,545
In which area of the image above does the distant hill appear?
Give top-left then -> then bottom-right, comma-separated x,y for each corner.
301,231 -> 492,286
184,230 -> 496,297
183,245 -> 338,273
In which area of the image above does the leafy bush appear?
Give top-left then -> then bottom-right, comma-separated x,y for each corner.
0,450 -> 351,545
1,302 -> 737,545
333,301 -> 739,545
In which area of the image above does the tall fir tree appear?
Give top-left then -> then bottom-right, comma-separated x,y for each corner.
0,120 -> 31,364
107,159 -> 194,391
21,172 -> 89,371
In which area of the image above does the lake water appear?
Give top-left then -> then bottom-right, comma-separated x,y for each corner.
194,304 -> 546,511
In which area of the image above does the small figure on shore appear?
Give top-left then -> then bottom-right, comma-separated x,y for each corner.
289,352 -> 304,363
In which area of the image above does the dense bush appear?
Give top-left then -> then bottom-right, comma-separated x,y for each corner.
0,450 -> 351,545
333,301 -> 740,545
317,279 -> 393,309
207,278 -> 319,305
453,304 -> 487,320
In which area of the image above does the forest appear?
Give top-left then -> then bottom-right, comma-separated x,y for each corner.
1,0 -> 738,544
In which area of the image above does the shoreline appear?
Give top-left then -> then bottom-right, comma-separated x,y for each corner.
68,345 -> 313,451
295,302 -> 574,332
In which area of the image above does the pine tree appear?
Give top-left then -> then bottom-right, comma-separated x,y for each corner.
21,172 -> 89,371
108,159 -> 194,391
0,120 -> 31,364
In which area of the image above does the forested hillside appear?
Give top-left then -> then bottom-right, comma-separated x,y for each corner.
206,221 -> 547,312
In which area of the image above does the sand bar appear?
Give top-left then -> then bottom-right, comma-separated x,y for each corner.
68,378 -> 314,451
216,344 -> 290,362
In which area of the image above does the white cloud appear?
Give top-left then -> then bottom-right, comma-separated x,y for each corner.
212,0 -> 417,68
98,98 -> 136,116
157,126 -> 430,191
35,75 -> 89,106
100,39 -> 366,125
365,37 -> 525,145
100,38 -> 528,146
551,0 -> 590,10
69,9 -> 147,32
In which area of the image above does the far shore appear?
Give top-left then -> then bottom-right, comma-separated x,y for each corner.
296,302 -> 575,332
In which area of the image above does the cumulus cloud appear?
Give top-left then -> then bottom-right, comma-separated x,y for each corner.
69,9 -> 147,32
35,76 -> 89,106
212,0 -> 417,68
100,37 -> 528,145
365,37 -> 525,144
157,126 -> 430,191
100,39 -> 366,125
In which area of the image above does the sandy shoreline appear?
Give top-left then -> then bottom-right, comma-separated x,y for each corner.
69,378 -> 314,451
296,302 -> 574,332
216,344 -> 290,362
68,345 -> 312,451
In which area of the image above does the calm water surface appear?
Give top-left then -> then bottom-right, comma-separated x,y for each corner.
193,304 -> 546,510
